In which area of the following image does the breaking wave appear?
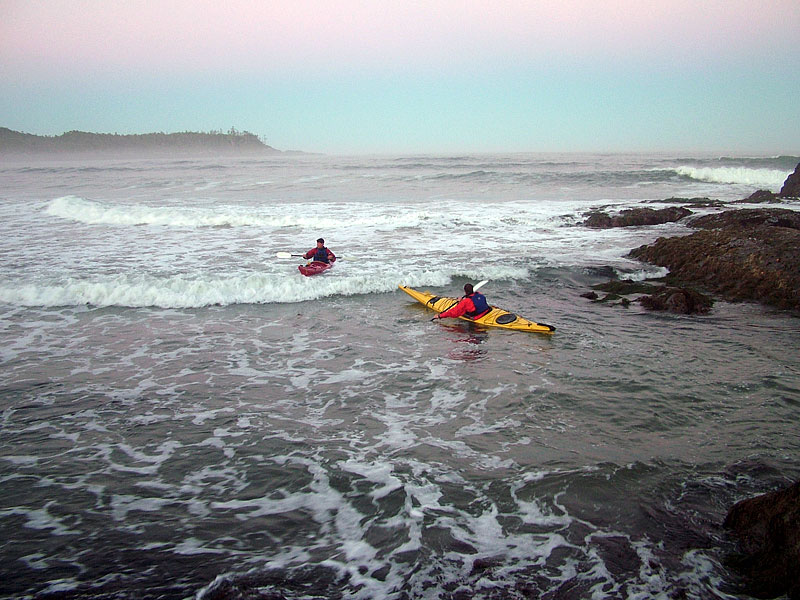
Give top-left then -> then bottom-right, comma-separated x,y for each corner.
672,166 -> 790,189
0,266 -> 534,309
44,196 -> 430,229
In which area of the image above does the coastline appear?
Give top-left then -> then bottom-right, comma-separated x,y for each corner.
0,127 -> 280,157
580,163 -> 800,314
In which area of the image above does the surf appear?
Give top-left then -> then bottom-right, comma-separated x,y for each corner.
672,165 -> 789,189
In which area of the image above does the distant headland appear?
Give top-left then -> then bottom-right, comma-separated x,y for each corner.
0,127 -> 282,156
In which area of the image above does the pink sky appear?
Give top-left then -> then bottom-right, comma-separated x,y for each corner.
4,0 -> 797,75
2,0 -> 799,153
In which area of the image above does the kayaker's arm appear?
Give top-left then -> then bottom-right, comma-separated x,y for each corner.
436,297 -> 473,319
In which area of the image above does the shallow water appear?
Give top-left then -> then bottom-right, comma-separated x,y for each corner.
1,153 -> 799,599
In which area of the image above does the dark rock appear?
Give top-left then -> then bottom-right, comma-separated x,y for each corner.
780,162 -> 800,198
657,197 -> 727,208
659,197 -> 713,204
629,213 -> 800,309
592,280 -> 657,295
583,206 -> 692,228
689,208 -> 800,231
585,280 -> 656,306
636,287 -> 713,314
736,189 -> 780,203
684,199 -> 727,208
723,480 -> 800,599
584,279 -> 711,313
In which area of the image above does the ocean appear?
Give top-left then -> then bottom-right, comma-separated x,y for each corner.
1,152 -> 798,600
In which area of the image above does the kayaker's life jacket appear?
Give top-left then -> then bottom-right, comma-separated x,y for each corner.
465,292 -> 490,318
313,247 -> 331,263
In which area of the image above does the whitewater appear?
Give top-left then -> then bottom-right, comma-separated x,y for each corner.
1,152 -> 799,600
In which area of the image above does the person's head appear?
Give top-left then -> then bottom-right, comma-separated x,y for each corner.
316,238 -> 324,247
464,283 -> 473,295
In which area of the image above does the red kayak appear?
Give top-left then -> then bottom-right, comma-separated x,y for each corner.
298,261 -> 334,276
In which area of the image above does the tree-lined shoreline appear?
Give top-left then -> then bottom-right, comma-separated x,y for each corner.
0,127 -> 280,156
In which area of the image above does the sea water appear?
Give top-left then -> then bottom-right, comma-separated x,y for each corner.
0,153 -> 799,599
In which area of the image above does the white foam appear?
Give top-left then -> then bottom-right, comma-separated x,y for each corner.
45,196 -> 443,229
18,505 -> 81,535
674,166 -> 789,189
618,266 -> 670,281
0,265 -> 532,309
340,459 -> 404,501
2,154 -> 793,600
173,537 -> 230,556
110,495 -> 173,521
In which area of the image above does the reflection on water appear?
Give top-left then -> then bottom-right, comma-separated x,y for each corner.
438,321 -> 490,361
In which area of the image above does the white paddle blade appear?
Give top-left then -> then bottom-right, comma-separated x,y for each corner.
473,279 -> 489,291
276,252 -> 303,258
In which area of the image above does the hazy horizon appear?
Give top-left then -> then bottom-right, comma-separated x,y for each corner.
2,1 -> 799,155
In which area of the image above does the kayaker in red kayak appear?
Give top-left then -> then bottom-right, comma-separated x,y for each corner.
303,238 -> 336,264
433,283 -> 491,320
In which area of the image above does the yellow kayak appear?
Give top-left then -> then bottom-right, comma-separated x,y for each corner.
399,285 -> 555,334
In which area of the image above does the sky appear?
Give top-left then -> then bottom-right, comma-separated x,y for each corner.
1,0 -> 799,154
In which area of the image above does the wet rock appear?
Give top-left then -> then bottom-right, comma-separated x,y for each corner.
585,280 -> 654,307
723,480 -> 800,599
735,189 -> 780,203
585,280 -> 713,314
636,286 -> 713,314
684,198 -> 727,208
659,197 -> 727,208
780,162 -> 800,198
690,208 -> 800,230
592,280 -> 657,296
629,209 -> 800,310
583,206 -> 692,228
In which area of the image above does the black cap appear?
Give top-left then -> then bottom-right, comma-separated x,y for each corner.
464,283 -> 473,294
317,238 -> 324,244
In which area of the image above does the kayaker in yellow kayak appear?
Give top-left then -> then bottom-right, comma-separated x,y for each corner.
433,283 -> 491,321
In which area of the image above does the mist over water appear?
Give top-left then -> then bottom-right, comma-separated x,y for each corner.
1,153 -> 798,599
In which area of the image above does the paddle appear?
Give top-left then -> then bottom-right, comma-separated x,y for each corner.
430,280 -> 489,321
276,251 -> 351,261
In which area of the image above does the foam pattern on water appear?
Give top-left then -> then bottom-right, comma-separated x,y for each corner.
2,153 -> 799,599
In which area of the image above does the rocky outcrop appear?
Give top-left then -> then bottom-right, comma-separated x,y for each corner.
735,189 -> 780,203
583,206 -> 692,228
637,286 -> 713,314
629,208 -> 800,310
657,197 -> 723,207
780,162 -> 800,197
583,280 -> 654,307
585,280 -> 713,314
736,162 -> 800,202
723,480 -> 800,599
584,166 -> 800,313
689,208 -> 800,230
